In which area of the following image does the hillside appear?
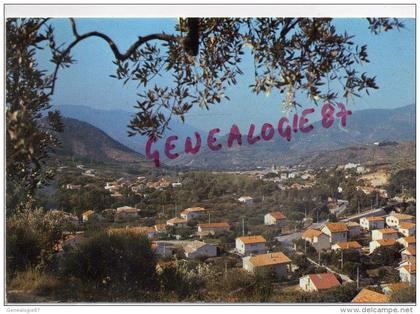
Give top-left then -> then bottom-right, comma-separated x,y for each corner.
55,104 -> 206,153
166,104 -> 415,169
54,117 -> 153,165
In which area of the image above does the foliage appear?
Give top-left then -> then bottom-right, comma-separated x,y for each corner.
370,244 -> 403,267
387,169 -> 416,198
40,17 -> 403,137
6,208 -> 71,274
389,286 -> 416,303
59,231 -> 158,300
6,18 -> 65,211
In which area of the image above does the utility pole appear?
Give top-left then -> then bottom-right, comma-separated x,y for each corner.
409,262 -> 412,286
242,218 -> 245,236
356,266 -> 359,289
208,212 -> 211,224
318,241 -> 321,265
357,199 -> 360,215
376,192 -> 379,208
304,239 -> 307,254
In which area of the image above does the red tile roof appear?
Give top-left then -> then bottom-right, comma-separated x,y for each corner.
376,228 -> 398,234
324,223 -> 348,233
365,216 -> 384,222
375,238 -> 397,246
180,207 -> 206,215
237,235 -> 266,244
249,252 -> 291,267
334,241 -> 362,250
302,229 -> 323,238
269,212 -> 286,220
308,273 -> 341,290
352,288 -> 389,303
198,222 -> 230,229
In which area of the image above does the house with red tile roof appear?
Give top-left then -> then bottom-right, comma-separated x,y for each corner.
360,216 -> 385,230
264,212 -> 287,227
299,272 -> 341,292
386,213 -> 414,228
369,238 -> 397,254
180,207 -> 207,221
166,217 -> 188,227
302,229 -> 330,252
235,235 -> 266,255
322,223 -> 348,244
197,222 -> 230,237
183,241 -> 217,259
351,288 -> 389,303
332,241 -> 362,251
371,228 -> 399,241
243,252 -> 291,279
398,222 -> 416,237
397,236 -> 416,248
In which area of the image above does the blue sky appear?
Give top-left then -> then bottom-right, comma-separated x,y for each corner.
39,18 -> 415,133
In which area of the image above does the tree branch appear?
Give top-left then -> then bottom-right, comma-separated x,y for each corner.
47,18 -> 181,96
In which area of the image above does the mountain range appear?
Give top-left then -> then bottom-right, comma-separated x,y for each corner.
165,104 -> 415,169
55,104 -> 415,170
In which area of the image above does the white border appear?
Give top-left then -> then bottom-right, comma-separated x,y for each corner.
4,4 -> 416,18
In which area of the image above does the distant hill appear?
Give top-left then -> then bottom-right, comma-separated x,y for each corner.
290,141 -> 415,168
165,104 -> 415,169
54,117 -> 153,165
55,104 -> 206,154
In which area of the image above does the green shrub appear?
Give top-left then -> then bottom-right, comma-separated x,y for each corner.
59,231 -> 158,300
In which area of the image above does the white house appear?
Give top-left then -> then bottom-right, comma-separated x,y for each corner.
264,212 -> 287,227
302,229 -> 330,252
180,207 -> 207,221
183,241 -> 217,259
299,273 -> 341,292
369,238 -> 397,254
398,263 -> 416,284
371,228 -> 399,241
151,242 -> 175,258
197,222 -> 230,236
236,235 -> 266,255
397,236 -> 416,248
360,216 -> 385,230
115,206 -> 139,221
322,223 -> 348,244
243,252 -> 291,279
238,196 -> 254,205
166,217 -> 188,227
386,213 -> 415,228
344,163 -> 359,170
398,222 -> 416,237
82,210 -> 95,222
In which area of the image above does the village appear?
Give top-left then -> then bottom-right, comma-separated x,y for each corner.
49,157 -> 416,303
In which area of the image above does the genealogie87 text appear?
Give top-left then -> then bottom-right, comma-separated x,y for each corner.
146,102 -> 352,167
